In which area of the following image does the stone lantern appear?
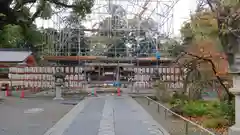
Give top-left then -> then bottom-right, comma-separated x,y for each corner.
151,69 -> 161,82
228,52 -> 240,134
53,68 -> 66,100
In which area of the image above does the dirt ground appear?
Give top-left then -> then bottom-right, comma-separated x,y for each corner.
0,96 -> 82,135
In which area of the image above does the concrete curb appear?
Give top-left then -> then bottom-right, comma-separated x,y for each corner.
43,97 -> 88,135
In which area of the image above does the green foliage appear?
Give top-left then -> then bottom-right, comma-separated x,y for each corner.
177,0 -> 237,128
21,6 -> 31,18
169,92 -> 189,107
172,92 -> 189,100
25,25 -> 44,45
175,99 -> 234,127
40,2 -> 52,19
180,11 -> 220,48
222,0 -> 240,6
0,24 -> 24,48
73,0 -> 94,18
181,99 -> 235,123
204,101 -> 226,118
180,0 -> 240,64
190,11 -> 218,39
182,101 -> 209,116
160,38 -> 181,57
169,99 -> 183,106
168,44 -> 184,57
0,23 -> 46,50
180,100 -> 220,117
0,0 -> 94,44
219,100 -> 235,123
180,22 -> 194,39
33,0 -> 93,20
169,94 -> 188,115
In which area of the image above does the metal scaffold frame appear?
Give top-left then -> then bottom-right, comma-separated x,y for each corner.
33,0 -> 183,91
38,0 -> 178,59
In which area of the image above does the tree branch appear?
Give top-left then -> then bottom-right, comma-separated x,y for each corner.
173,45 -> 232,100
47,0 -> 77,8
182,51 -> 233,101
29,1 -> 47,23
205,0 -> 215,12
13,0 -> 37,11
28,0 -> 82,25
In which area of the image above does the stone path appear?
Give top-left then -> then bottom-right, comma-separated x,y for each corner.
44,95 -> 169,135
0,97 -> 75,135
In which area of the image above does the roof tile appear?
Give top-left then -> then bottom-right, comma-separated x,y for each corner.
0,51 -> 32,62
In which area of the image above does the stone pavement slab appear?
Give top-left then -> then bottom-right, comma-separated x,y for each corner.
0,97 -> 74,135
44,95 -> 170,135
63,98 -> 105,135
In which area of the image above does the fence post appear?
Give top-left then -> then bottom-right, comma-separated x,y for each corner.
164,109 -> 167,119
157,104 -> 160,113
185,121 -> 189,135
147,98 -> 150,105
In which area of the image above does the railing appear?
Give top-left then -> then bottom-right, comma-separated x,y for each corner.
144,96 -> 217,135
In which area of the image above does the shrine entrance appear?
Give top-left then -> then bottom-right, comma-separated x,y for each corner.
39,56 -> 183,92
8,56 -> 183,95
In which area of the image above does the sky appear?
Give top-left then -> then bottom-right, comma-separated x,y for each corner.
172,0 -> 197,35
35,0 -> 197,37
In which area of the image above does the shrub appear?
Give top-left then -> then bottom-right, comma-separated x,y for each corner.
181,100 -> 227,117
169,98 -> 185,115
205,100 -> 235,124
203,101 -> 223,118
219,100 -> 235,124
182,101 -> 209,116
206,109 -> 222,118
203,118 -> 228,128
170,99 -> 183,106
169,92 -> 189,107
170,105 -> 184,115
172,92 -> 189,101
154,80 -> 172,102
160,93 -> 172,103
173,99 -> 233,128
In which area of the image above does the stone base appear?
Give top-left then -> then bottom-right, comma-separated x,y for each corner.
53,97 -> 64,100
228,125 -> 240,135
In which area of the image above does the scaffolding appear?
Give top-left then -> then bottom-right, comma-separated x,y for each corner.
34,0 -> 182,91
38,0 -> 178,58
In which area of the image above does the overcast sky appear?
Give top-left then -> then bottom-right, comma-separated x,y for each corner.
35,0 -> 197,36
173,0 -> 196,35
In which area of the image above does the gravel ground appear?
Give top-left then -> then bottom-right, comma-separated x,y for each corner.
0,96 -> 82,135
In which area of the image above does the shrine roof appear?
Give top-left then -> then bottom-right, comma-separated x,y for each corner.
0,49 -> 32,62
